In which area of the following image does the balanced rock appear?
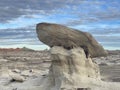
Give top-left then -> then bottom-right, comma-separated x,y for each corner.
36,22 -> 107,58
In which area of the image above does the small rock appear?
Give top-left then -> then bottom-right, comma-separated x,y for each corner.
12,69 -> 21,73
77,88 -> 91,90
10,73 -> 25,82
99,62 -> 108,66
12,88 -> 17,90
21,70 -> 31,77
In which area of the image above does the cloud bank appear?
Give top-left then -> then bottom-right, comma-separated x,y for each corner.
0,0 -> 120,50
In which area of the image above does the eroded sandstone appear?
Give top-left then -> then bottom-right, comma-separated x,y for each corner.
39,46 -> 100,90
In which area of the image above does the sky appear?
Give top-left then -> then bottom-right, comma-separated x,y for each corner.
0,0 -> 120,50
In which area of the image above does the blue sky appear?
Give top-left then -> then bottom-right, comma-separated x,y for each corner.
0,0 -> 120,50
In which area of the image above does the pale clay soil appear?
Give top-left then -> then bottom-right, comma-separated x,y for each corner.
0,50 -> 120,90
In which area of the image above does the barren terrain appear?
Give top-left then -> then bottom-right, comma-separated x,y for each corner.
0,49 -> 120,90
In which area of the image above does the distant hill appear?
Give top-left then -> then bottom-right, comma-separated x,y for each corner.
107,50 -> 120,55
21,47 -> 35,51
0,47 -> 34,52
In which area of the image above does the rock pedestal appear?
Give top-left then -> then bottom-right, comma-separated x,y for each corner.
40,46 -> 100,90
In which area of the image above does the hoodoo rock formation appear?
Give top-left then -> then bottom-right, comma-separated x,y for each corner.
36,22 -> 106,90
36,22 -> 107,58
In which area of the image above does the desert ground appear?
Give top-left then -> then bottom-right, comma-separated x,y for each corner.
93,50 -> 120,82
0,48 -> 120,90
